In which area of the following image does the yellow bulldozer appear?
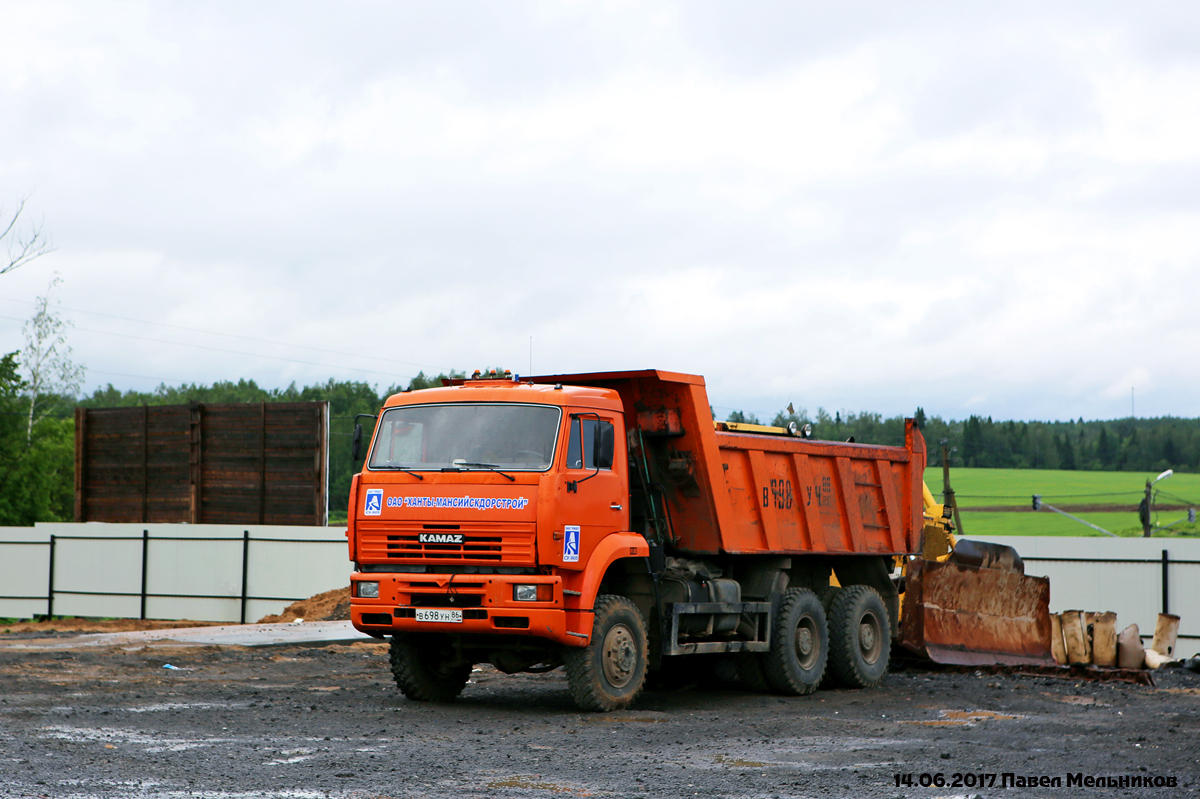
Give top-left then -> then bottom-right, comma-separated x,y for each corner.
896,483 -> 1055,666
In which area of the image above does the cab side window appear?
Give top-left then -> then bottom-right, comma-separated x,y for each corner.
566,418 -> 615,470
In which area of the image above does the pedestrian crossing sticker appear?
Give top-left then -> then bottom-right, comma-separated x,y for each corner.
563,525 -> 580,563
364,488 -> 383,516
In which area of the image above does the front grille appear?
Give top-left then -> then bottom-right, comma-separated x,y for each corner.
358,521 -> 536,566
388,534 -> 504,560
410,593 -> 483,608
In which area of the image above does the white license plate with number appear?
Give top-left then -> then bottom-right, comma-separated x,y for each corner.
415,608 -> 462,623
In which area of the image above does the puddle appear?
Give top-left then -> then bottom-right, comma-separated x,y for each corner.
263,748 -> 319,766
902,709 -> 1024,727
487,776 -> 571,792
585,710 -> 668,723
126,702 -> 247,713
40,724 -> 227,752
714,754 -> 766,767
1043,693 -> 1109,707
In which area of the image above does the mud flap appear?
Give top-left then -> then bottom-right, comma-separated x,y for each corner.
900,557 -> 1054,667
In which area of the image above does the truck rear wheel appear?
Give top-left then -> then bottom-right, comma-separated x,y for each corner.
564,595 -> 648,712
764,588 -> 828,695
389,634 -> 472,702
826,585 -> 889,688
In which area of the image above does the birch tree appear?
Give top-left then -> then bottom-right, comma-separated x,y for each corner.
22,275 -> 85,442
2,196 -> 54,275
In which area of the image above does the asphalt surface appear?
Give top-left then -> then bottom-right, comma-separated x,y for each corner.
1,636 -> 1198,799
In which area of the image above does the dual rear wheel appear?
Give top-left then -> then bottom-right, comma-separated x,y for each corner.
744,583 -> 890,694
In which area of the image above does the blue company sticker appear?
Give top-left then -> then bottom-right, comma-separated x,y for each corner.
390,495 -> 530,510
563,525 -> 580,563
364,488 -> 383,516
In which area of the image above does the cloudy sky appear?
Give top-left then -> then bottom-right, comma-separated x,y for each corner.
1,1 -> 1198,423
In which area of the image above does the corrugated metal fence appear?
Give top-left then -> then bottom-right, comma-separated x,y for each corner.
0,523 -> 348,623
75,402 -> 329,526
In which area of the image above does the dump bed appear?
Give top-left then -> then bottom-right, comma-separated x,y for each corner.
524,369 -> 926,557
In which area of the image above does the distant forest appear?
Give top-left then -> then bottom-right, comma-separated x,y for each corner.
4,367 -> 1197,525
739,407 -> 1198,473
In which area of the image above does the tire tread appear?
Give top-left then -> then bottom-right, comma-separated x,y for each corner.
564,595 -> 648,712
389,635 -> 471,702
763,587 -> 828,696
826,585 -> 889,689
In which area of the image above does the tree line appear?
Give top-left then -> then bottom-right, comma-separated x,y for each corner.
755,407 -> 1200,473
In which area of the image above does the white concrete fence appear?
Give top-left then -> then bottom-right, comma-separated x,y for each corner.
971,535 -> 1200,645
0,523 -> 349,624
1,525 -> 1196,647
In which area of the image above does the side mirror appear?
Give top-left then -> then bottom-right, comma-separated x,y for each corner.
352,424 -> 363,462
595,423 -> 615,469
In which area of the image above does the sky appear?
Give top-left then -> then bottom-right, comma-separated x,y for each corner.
1,1 -> 1198,423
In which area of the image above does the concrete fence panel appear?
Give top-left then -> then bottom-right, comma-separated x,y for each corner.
0,523 -> 349,623
972,535 -> 1200,644
0,530 -> 50,620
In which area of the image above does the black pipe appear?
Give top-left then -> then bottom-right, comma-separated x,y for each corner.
46,535 -> 56,620
140,529 -> 150,620
240,530 -> 251,624
1162,549 -> 1170,616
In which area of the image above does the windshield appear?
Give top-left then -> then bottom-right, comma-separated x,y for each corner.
368,403 -> 562,472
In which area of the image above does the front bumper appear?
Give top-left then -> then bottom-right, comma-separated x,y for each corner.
349,571 -> 592,647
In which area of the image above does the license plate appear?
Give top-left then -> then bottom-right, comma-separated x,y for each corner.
415,608 -> 462,623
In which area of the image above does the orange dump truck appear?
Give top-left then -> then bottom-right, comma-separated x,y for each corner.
347,369 -> 926,710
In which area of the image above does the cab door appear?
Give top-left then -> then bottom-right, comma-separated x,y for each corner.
550,410 -> 627,570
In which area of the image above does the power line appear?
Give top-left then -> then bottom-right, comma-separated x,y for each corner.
0,295 -> 451,372
89,369 -> 190,384
0,313 -> 418,381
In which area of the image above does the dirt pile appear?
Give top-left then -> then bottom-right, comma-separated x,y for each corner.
256,586 -> 351,623
0,618 -> 227,634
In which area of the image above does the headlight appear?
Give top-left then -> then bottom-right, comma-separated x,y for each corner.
357,581 -> 379,599
513,584 -> 551,601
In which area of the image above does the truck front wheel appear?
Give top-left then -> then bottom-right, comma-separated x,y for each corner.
389,633 -> 472,702
764,587 -> 828,695
564,595 -> 648,711
826,585 -> 889,688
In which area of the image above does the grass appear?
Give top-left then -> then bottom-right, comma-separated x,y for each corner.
944,467 -> 1200,508
958,511 -> 1200,537
938,467 -> 1200,537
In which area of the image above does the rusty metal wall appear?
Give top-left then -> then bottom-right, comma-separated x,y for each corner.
75,402 -> 329,526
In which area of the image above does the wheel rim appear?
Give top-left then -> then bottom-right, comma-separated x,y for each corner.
602,623 -> 637,688
793,614 -> 820,670
857,611 -> 883,665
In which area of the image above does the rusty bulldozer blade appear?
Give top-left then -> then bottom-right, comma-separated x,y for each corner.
900,545 -> 1054,667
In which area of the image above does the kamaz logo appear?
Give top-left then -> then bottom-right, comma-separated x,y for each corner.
418,533 -> 464,544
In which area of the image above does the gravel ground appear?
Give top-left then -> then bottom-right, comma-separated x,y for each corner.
0,638 -> 1197,799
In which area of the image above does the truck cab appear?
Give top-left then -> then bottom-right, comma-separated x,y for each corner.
347,375 -> 650,709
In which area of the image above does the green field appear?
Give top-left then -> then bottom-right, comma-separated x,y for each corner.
936,467 -> 1200,537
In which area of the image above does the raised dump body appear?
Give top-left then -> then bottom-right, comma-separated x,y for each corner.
526,369 -> 925,559
349,368 -> 928,711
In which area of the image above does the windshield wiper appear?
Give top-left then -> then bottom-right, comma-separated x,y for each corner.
372,466 -> 424,480
453,462 -> 516,481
